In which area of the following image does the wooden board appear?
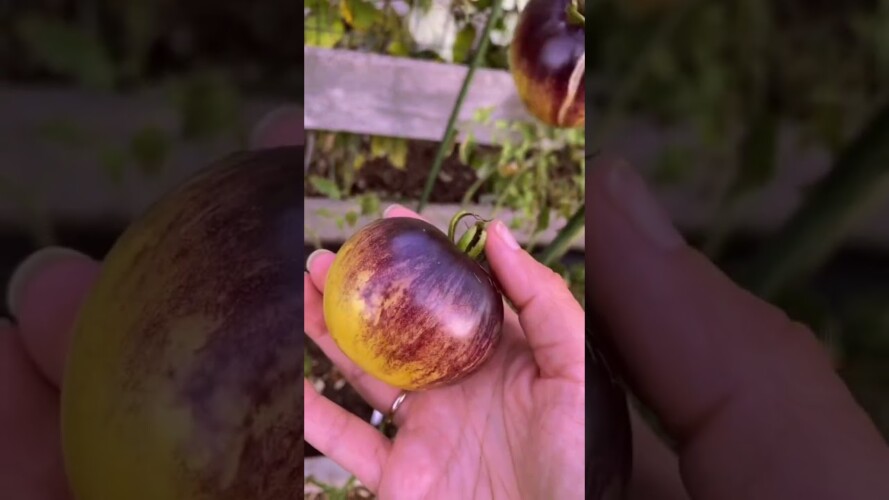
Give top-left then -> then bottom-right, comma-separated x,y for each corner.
304,197 -> 585,251
0,86 -> 285,228
304,46 -> 535,145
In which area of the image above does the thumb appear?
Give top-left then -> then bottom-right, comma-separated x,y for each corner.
7,247 -> 101,388
485,219 -> 584,383
587,157 -> 889,499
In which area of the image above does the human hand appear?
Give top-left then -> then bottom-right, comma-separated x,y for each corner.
0,106 -> 302,499
587,157 -> 889,500
304,206 -> 587,499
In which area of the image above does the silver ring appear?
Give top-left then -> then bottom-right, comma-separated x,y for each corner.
388,391 -> 408,419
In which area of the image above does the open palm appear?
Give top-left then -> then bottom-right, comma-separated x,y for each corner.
303,206 -> 585,499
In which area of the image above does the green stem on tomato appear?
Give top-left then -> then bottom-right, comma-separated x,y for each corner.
417,0 -> 504,214
456,222 -> 488,260
567,0 -> 585,26
448,209 -> 475,241
448,210 -> 489,261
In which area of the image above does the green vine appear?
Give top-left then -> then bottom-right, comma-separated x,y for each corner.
417,0 -> 504,213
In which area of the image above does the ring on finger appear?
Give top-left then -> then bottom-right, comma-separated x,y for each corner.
369,391 -> 410,429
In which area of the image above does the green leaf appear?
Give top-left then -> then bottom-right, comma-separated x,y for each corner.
173,71 -> 241,141
359,193 -> 381,216
370,136 -> 409,170
129,126 -> 170,176
15,15 -> 116,89
472,107 -> 494,124
309,175 -> 342,200
387,39 -> 411,57
345,210 -> 360,227
341,0 -> 382,32
305,4 -> 345,48
535,207 -> 551,232
459,133 -> 475,165
370,136 -> 389,159
353,153 -> 367,170
389,138 -> 409,170
453,24 -> 477,63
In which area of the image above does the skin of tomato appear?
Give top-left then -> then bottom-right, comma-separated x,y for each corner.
509,0 -> 585,128
323,218 -> 504,391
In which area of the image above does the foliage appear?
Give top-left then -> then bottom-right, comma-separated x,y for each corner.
458,108 -> 585,246
305,475 -> 373,499
0,4 -> 274,244
304,0 -> 528,67
304,108 -> 585,251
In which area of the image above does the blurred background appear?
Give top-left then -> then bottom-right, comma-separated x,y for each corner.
0,0 -> 301,315
585,0 -> 889,446
3,0 -> 889,497
302,0 -> 889,496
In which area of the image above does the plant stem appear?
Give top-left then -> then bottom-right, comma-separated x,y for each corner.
417,0 -> 503,213
538,204 -> 585,266
461,167 -> 494,207
742,101 -> 889,299
448,210 -> 476,241
448,210 -> 488,261
455,222 -> 488,260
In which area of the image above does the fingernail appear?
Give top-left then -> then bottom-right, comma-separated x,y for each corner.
494,220 -> 520,250
383,204 -> 404,218
606,162 -> 684,250
7,247 -> 88,318
306,249 -> 332,272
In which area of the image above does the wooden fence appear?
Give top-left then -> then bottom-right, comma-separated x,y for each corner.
3,47 -> 889,251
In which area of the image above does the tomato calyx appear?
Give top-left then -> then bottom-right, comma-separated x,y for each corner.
566,0 -> 585,27
448,210 -> 491,261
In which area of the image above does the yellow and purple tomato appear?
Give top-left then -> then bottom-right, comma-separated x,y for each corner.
509,0 -> 585,128
323,217 -> 504,391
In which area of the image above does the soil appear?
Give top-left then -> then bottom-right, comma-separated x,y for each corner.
305,138 -> 502,204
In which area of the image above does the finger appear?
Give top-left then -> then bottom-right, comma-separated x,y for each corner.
249,106 -> 304,149
304,270 -> 403,417
6,248 -> 101,388
484,219 -> 584,383
306,249 -> 336,294
382,204 -> 425,221
588,158 -> 889,499
304,378 -> 391,492
627,409 -> 689,500
0,320 -> 70,499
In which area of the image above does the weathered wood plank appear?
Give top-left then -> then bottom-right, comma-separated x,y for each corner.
4,86 -> 889,253
304,197 -> 585,251
304,46 -> 535,144
0,86 -> 286,228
